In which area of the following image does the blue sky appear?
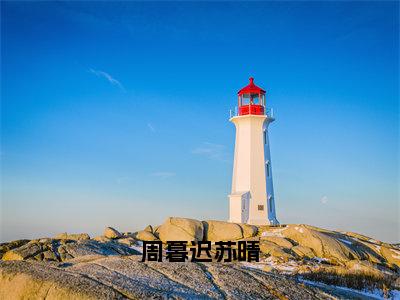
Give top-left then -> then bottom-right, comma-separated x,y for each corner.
1,1 -> 398,242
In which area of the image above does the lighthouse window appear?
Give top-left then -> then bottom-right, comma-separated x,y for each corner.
266,161 -> 270,177
263,130 -> 267,144
242,95 -> 250,105
258,205 -> 264,211
252,95 -> 259,104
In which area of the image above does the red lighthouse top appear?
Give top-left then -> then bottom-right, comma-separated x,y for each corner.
237,77 -> 266,116
238,77 -> 266,95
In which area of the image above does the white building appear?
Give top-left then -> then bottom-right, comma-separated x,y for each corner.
228,77 -> 279,226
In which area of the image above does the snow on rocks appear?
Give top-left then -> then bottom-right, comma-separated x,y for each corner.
294,226 -> 304,234
300,279 -> 399,300
338,238 -> 353,245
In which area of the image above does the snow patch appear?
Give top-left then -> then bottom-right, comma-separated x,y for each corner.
261,228 -> 285,237
130,245 -> 143,254
368,238 -> 380,244
294,226 -> 304,234
312,257 -> 329,263
391,290 -> 400,299
240,262 -> 265,270
130,241 -> 143,254
276,264 -> 297,273
261,257 -> 301,274
338,238 -> 353,245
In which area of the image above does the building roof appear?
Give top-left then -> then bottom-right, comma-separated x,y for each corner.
238,77 -> 266,95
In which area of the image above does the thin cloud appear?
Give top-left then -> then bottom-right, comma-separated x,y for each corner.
147,123 -> 156,133
89,68 -> 126,92
320,196 -> 329,205
192,142 -> 228,162
150,172 -> 176,179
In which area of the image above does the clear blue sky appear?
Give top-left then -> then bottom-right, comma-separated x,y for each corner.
1,1 -> 398,242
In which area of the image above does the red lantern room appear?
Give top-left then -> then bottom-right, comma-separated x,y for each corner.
237,77 -> 266,116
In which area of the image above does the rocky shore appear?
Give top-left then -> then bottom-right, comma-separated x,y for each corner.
1,217 -> 399,299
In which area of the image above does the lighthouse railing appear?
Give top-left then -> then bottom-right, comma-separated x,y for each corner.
229,106 -> 238,118
266,108 -> 274,119
229,106 -> 275,118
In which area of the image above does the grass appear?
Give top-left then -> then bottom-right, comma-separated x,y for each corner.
299,268 -> 398,295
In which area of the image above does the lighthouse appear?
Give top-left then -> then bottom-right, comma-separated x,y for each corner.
228,77 -> 279,226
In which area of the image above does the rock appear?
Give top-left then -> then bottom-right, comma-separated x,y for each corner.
345,231 -> 379,243
351,240 -> 385,264
1,219 -> 397,298
103,227 -> 121,239
60,253 -> 74,261
116,237 -> 136,246
0,240 -> 30,259
152,225 -> 161,239
33,253 -> 44,261
92,236 -> 111,243
240,224 -> 258,238
63,240 -> 139,258
60,239 -> 75,245
262,236 -> 293,249
136,230 -> 157,241
2,242 -> 42,261
57,246 -> 67,254
158,217 -> 204,242
282,225 -> 399,269
144,225 -> 153,233
281,224 -> 360,264
0,256 -> 338,299
380,246 -> 400,268
2,238 -> 140,263
260,241 -> 294,261
39,238 -> 52,243
297,265 -> 313,273
262,265 -> 275,272
42,250 -> 58,261
394,277 -> 400,289
0,260 -> 125,299
292,245 -> 315,258
55,233 -> 90,241
203,220 -> 243,241
344,260 -> 384,277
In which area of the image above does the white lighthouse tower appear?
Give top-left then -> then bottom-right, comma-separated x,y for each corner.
228,77 -> 279,226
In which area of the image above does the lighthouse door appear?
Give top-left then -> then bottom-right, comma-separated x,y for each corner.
241,192 -> 250,223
